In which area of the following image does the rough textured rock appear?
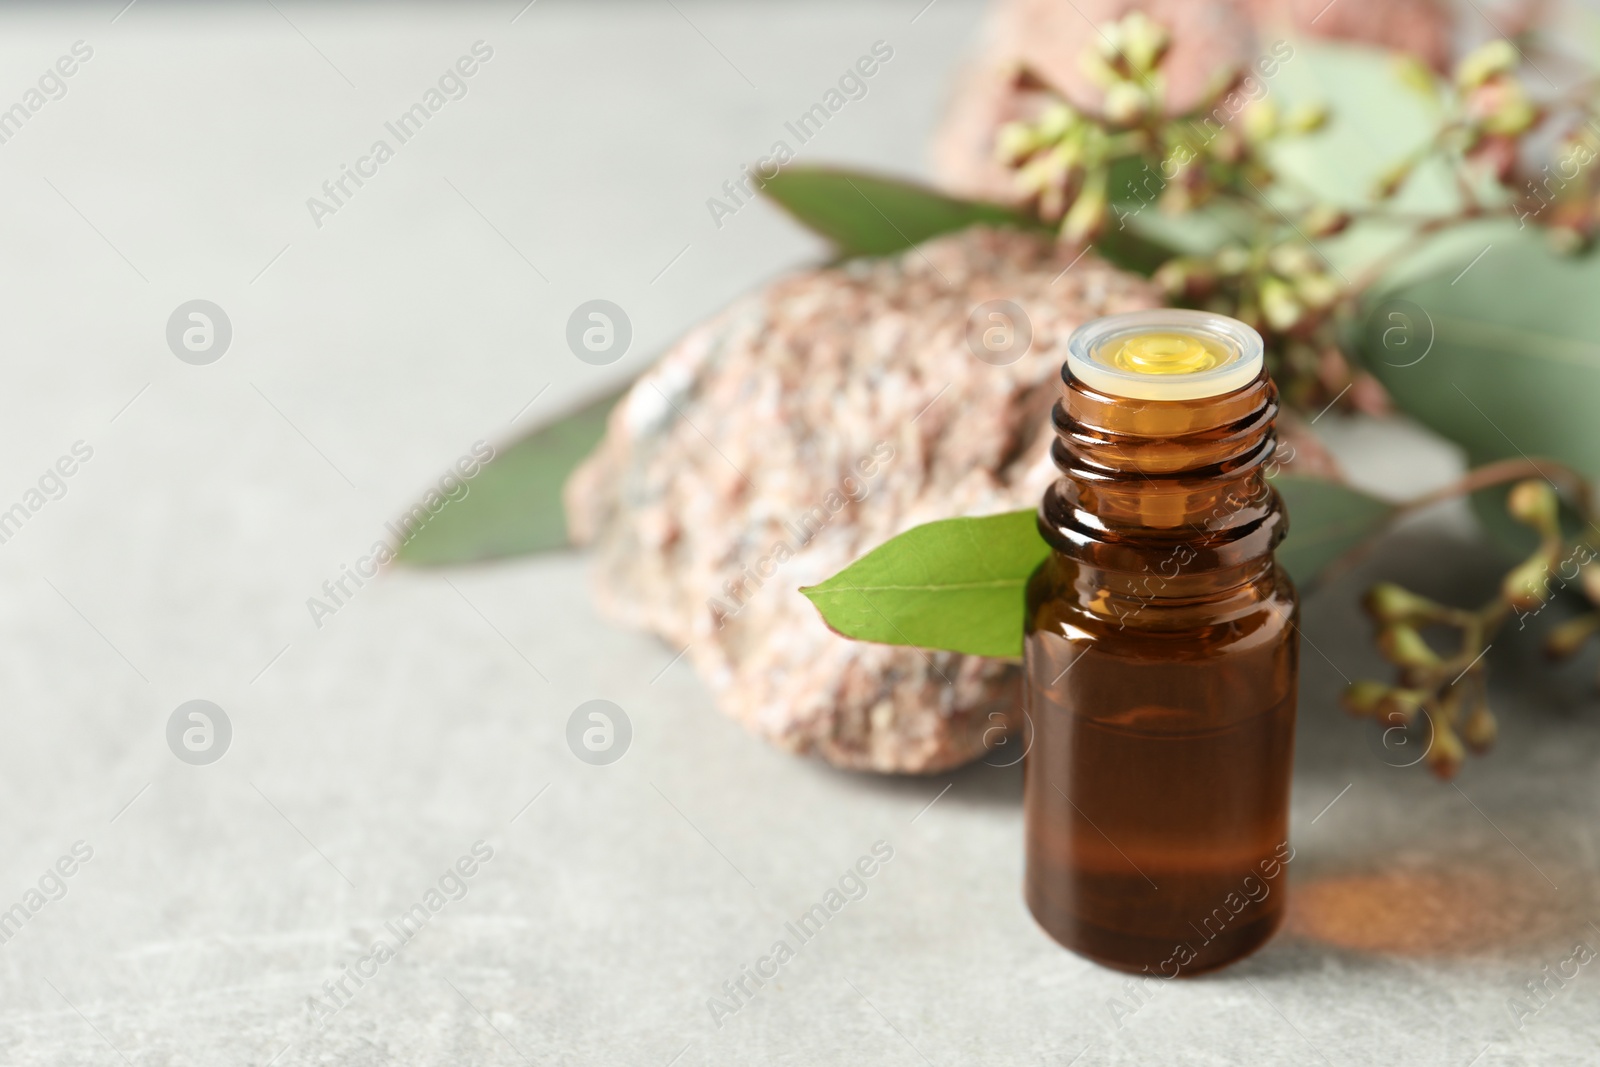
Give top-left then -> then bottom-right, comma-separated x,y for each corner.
931,0 -> 1454,206
565,227 -> 1162,773
1236,0 -> 1454,70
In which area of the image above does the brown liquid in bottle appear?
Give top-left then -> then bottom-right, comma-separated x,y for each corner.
1022,359 -> 1298,976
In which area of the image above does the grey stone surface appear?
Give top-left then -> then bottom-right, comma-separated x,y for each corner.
0,2 -> 1595,1065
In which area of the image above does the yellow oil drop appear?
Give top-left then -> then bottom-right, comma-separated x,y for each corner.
1107,331 -> 1227,376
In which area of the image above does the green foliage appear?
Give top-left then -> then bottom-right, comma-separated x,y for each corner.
1355,222 -> 1600,553
394,387 -> 622,565
800,511 -> 1049,659
758,168 -> 1030,258
801,478 -> 1394,658
1359,221 -> 1600,481
391,13 -> 1600,780
1270,475 -> 1396,588
761,163 -> 1182,276
1264,42 -> 1458,215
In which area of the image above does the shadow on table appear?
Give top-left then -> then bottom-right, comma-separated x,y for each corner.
1276,859 -> 1594,965
1265,525 -> 1600,972
811,520 -> 1600,977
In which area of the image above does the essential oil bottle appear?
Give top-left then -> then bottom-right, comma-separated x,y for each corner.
1022,309 -> 1298,975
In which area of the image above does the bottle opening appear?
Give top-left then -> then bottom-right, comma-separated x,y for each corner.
1067,310 -> 1264,401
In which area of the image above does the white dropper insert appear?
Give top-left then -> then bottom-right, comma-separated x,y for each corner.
1065,309 -> 1264,401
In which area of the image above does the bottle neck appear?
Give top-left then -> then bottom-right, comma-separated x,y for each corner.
1038,370 -> 1286,596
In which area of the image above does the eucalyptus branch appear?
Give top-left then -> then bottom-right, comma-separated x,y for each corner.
1315,456 -> 1594,588
1343,474 -> 1599,778
990,14 -> 1600,778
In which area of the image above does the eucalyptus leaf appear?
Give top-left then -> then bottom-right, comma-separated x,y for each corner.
759,167 -> 1029,258
1094,222 -> 1184,277
1263,40 -> 1458,214
1270,474 -> 1396,588
394,386 -> 623,566
1356,221 -> 1600,553
801,510 -> 1048,659
1258,41 -> 1465,282
801,479 -> 1394,659
1097,41 -> 1465,280
1356,224 -> 1600,469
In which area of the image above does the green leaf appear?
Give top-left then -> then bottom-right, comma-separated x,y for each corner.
1263,41 -> 1457,213
1271,474 -> 1396,588
1093,222 -> 1183,277
1357,221 -> 1600,479
1356,221 -> 1600,554
1256,41 -> 1466,282
759,166 -> 1031,257
763,164 -> 1184,276
394,387 -> 623,566
801,481 -> 1395,658
1093,41 -> 1466,280
801,510 -> 1049,658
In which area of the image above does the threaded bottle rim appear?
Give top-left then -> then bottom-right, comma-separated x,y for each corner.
1065,310 -> 1264,401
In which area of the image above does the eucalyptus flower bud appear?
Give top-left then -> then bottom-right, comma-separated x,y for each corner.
1378,624 -> 1440,668
1153,259 -> 1187,296
1109,11 -> 1169,75
1038,179 -> 1066,223
1158,177 -> 1199,215
1435,681 -> 1463,721
995,122 -> 1040,164
1393,55 -> 1438,101
1373,158 -> 1414,200
1471,78 -> 1538,137
1082,50 -> 1120,90
1267,243 -> 1317,277
1209,126 -> 1245,165
1302,204 -> 1350,237
1214,245 -> 1251,276
1377,688 -> 1429,724
1295,272 -> 1341,310
1461,701 -> 1497,753
1061,169 -> 1109,245
1038,102 -> 1077,141
1364,582 -> 1442,623
1153,257 -> 1214,300
1259,277 -> 1303,332
1341,680 -> 1391,717
1502,553 -> 1555,612
1283,101 -> 1328,134
1020,145 -> 1075,220
1582,562 -> 1600,605
1242,100 -> 1279,142
1015,154 -> 1054,195
1103,82 -> 1150,125
1427,720 -> 1465,779
1543,613 -> 1600,660
1455,39 -> 1518,91
1506,479 -> 1558,535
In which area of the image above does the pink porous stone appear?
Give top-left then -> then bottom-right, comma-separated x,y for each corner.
565,226 -> 1162,773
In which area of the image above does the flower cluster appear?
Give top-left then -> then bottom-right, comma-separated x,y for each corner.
1343,480 -> 1600,778
995,14 -> 1324,244
993,16 -> 1600,777
994,13 -> 1347,407
1383,40 -> 1600,251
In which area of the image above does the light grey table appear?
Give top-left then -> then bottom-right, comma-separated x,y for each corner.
0,2 -> 1594,1064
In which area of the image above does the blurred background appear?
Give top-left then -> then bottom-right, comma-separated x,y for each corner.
0,1 -> 1596,1064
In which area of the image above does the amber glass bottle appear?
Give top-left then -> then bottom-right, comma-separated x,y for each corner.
1022,310 -> 1298,976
